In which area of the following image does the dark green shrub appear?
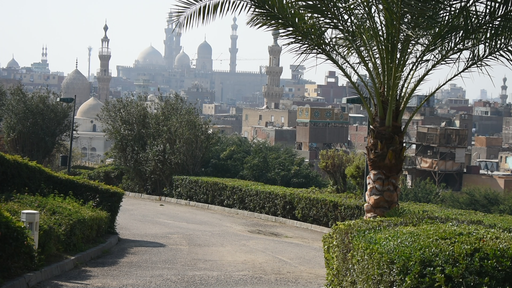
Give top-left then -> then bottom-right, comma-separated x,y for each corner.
81,165 -> 126,187
0,153 -> 124,231
1,194 -> 109,265
324,202 -> 512,287
0,210 -> 36,285
400,177 -> 442,204
441,186 -> 512,215
172,176 -> 364,227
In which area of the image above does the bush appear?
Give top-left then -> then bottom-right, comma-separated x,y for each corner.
0,210 -> 36,285
1,194 -> 109,265
323,202 -> 512,287
441,186 -> 512,215
172,176 -> 364,227
80,165 -> 126,188
0,153 -> 124,231
399,177 -> 442,204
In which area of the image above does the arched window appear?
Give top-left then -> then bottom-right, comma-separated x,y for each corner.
90,147 -> 97,161
92,124 -> 97,132
81,147 -> 87,159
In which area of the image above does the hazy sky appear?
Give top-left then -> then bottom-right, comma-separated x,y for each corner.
2,0 -> 512,101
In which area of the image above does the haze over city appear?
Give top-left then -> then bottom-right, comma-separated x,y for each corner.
2,0 -> 512,101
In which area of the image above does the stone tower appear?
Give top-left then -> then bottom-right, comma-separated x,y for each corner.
164,10 -> 182,70
262,30 -> 284,109
229,17 -> 238,73
97,23 -> 111,101
500,76 -> 508,105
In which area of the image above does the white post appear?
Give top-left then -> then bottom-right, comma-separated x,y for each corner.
21,210 -> 40,249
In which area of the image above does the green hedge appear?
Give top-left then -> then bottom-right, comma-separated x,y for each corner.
323,202 -> 512,287
172,177 -> 364,227
0,153 -> 124,231
0,210 -> 36,285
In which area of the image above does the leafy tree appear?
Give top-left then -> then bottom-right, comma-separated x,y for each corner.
203,133 -> 326,188
203,133 -> 252,178
345,152 -> 366,193
240,140 -> 325,188
98,94 -> 215,195
0,85 -> 72,166
319,149 -> 351,193
173,0 -> 512,217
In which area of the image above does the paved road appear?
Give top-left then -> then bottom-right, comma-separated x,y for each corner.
35,197 -> 327,288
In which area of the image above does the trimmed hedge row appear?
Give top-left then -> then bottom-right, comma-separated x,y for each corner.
0,210 -> 36,285
323,202 -> 512,287
0,153 -> 124,231
172,176 -> 364,227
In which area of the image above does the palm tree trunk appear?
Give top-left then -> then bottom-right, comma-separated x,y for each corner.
364,123 -> 405,218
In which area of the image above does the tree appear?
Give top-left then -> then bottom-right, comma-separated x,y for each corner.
203,133 -> 326,188
98,94 -> 215,195
0,85 -> 72,166
345,152 -> 366,193
319,149 -> 351,193
173,0 -> 512,217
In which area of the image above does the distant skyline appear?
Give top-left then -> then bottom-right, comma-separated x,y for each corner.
2,0 -> 512,101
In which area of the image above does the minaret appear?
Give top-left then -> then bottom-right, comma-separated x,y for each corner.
500,76 -> 508,105
87,46 -> 92,81
229,17 -> 238,73
262,30 -> 284,109
97,23 -> 112,101
164,10 -> 176,69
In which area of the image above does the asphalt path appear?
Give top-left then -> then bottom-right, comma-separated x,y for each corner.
35,196 -> 327,288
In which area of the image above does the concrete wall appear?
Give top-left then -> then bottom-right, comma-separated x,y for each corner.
463,174 -> 512,193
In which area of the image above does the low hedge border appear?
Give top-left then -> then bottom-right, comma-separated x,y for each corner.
171,176 -> 365,228
323,202 -> 512,287
0,194 -> 110,285
0,153 -> 124,231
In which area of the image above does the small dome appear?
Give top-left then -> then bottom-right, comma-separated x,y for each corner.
61,69 -> 90,108
76,97 -> 104,119
197,40 -> 212,58
174,50 -> 191,70
6,57 -> 20,69
136,45 -> 165,66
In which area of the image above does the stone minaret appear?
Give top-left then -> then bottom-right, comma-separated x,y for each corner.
97,23 -> 112,102
262,30 -> 284,109
229,17 -> 238,73
500,76 -> 508,105
164,10 -> 181,70
87,46 -> 92,81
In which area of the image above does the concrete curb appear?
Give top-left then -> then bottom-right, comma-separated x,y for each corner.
124,192 -> 332,234
1,235 -> 119,288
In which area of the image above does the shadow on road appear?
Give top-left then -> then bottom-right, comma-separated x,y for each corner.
34,238 -> 165,288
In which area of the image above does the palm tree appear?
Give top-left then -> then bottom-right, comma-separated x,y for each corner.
172,0 -> 512,218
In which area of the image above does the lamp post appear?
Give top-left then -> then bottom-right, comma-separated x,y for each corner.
58,95 -> 76,174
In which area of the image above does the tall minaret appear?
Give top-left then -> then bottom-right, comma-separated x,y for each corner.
500,76 -> 508,105
262,30 -> 284,109
87,46 -> 92,81
229,17 -> 238,73
164,10 -> 176,69
97,23 -> 112,101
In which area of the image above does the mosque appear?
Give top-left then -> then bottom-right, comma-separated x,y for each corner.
115,13 -> 267,104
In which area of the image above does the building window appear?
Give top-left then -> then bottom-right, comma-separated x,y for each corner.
271,115 -> 275,122
244,131 -> 248,137
92,124 -> 97,132
81,147 -> 87,158
245,114 -> 248,120
281,116 -> 285,123
259,115 -> 262,121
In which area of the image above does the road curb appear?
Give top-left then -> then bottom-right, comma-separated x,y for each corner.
123,192 -> 332,234
1,235 -> 119,288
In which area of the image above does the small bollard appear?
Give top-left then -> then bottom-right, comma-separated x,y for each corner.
21,210 -> 40,249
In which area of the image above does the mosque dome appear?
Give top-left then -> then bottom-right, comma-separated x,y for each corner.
6,57 -> 20,69
197,40 -> 212,58
136,45 -> 165,66
61,69 -> 91,108
174,50 -> 191,70
76,97 -> 104,119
